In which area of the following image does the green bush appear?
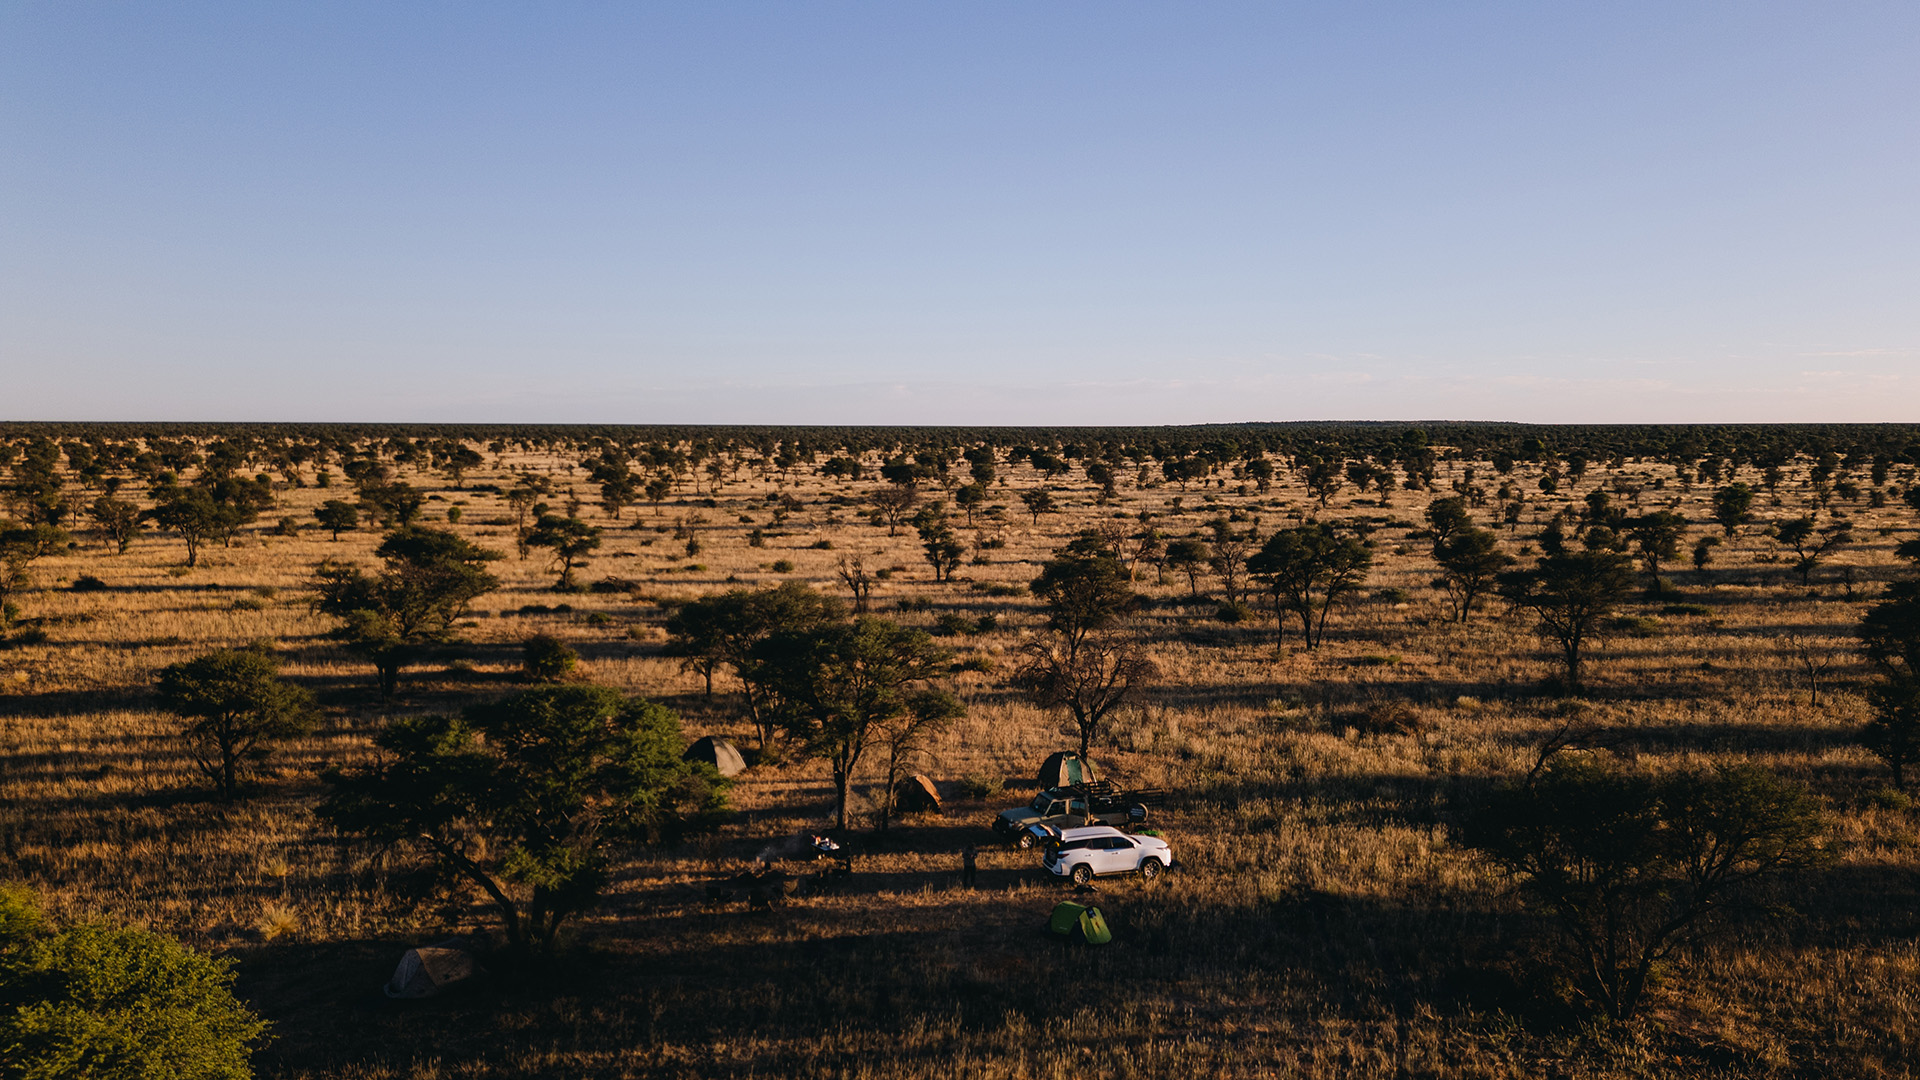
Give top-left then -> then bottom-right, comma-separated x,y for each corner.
1215,600 -> 1254,624
521,633 -> 578,681
954,772 -> 1003,800
771,560 -> 794,574
1607,615 -> 1664,637
0,883 -> 268,1079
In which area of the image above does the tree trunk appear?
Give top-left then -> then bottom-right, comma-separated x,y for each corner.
221,745 -> 237,802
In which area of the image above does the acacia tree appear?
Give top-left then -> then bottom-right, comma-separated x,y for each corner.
868,484 -> 919,536
836,556 -> 875,613
1775,516 -> 1851,586
314,499 -> 360,541
750,617 -> 959,830
1497,550 -> 1637,693
156,648 -> 314,801
1860,578 -> 1920,788
873,683 -> 964,832
1432,526 -> 1512,623
319,685 -> 728,954
1165,538 -> 1211,597
1249,523 -> 1372,649
911,503 -> 966,582
1015,535 -> 1155,760
0,520 -> 68,627
1208,519 -> 1253,607
312,527 -> 501,696
87,495 -> 142,554
145,485 -> 257,568
1014,633 -> 1158,762
1712,483 -> 1755,537
1628,510 -> 1689,581
662,581 -> 845,746
525,513 -> 602,590
1463,757 -> 1824,1020
1020,487 -> 1056,526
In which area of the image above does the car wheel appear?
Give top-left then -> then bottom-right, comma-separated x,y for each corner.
1016,832 -> 1036,850
1071,863 -> 1093,885
1139,857 -> 1163,881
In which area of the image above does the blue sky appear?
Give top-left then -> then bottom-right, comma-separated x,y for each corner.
3,3 -> 1916,424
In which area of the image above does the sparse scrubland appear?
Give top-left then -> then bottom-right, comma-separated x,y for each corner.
3,423 -> 1919,1078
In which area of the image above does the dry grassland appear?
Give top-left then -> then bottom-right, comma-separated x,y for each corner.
3,445 -> 1918,1078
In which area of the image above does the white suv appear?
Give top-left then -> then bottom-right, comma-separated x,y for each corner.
1039,825 -> 1173,885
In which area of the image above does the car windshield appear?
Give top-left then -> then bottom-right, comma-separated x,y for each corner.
1030,794 -> 1052,813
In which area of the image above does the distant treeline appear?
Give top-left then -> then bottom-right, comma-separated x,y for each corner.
3,421 -> 1920,465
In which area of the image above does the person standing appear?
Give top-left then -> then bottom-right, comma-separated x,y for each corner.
961,843 -> 978,888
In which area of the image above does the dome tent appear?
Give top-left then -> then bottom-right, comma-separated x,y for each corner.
683,735 -> 746,777
893,773 -> 942,815
385,940 -> 484,999
1036,751 -> 1095,790
1047,901 -> 1112,945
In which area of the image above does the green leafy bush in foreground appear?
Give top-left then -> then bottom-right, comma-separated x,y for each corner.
0,883 -> 266,1079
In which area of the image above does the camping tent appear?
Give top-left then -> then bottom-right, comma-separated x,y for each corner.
385,941 -> 483,999
683,735 -> 747,777
894,773 -> 942,815
1047,901 -> 1113,945
1036,751 -> 1095,789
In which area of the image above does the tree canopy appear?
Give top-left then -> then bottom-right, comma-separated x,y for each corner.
312,527 -> 501,696
156,648 -> 314,801
318,685 -> 727,953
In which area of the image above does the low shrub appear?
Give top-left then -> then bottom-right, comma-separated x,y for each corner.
522,633 -> 578,682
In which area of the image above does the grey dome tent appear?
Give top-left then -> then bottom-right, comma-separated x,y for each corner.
385,941 -> 483,999
1036,752 -> 1095,790
893,773 -> 942,815
683,735 -> 746,777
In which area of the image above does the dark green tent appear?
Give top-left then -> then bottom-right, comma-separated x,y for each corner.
1047,901 -> 1112,945
1036,751 -> 1095,789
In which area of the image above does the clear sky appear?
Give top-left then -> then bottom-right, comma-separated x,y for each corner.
3,3 -> 1917,425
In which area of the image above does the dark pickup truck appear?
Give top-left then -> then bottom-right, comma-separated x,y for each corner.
992,781 -> 1167,847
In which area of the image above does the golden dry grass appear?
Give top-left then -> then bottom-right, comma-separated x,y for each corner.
3,443 -> 1918,1078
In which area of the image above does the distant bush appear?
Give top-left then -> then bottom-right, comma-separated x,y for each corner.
972,582 -> 1025,598
810,539 -> 834,550
1662,603 -> 1713,617
771,560 -> 795,574
1607,615 -> 1664,637
70,575 -> 108,592
522,633 -> 578,682
1216,600 -> 1254,624
1343,701 -> 1421,734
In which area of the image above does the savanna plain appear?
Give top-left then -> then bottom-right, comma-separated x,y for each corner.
3,424 -> 1919,1079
